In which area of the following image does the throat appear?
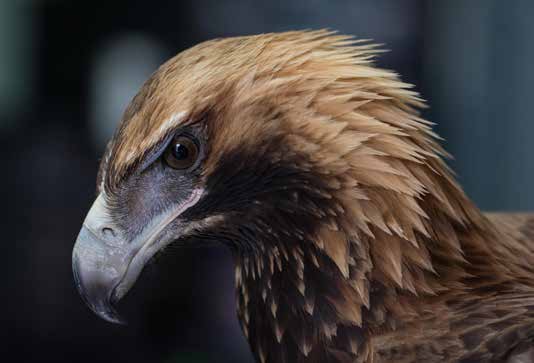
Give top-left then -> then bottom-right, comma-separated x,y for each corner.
234,240 -> 375,363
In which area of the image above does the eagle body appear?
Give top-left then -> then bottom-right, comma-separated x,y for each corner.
72,31 -> 534,362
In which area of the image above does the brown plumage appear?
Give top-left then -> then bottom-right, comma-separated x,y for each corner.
73,30 -> 534,362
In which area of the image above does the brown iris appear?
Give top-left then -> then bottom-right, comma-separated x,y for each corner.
163,134 -> 199,169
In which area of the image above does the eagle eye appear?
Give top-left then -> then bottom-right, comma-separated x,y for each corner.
163,134 -> 199,170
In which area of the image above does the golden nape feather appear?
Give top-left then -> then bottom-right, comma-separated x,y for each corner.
73,30 -> 534,363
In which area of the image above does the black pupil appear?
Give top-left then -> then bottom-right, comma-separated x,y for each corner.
172,143 -> 189,160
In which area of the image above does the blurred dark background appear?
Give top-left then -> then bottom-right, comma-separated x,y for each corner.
2,1 -> 533,362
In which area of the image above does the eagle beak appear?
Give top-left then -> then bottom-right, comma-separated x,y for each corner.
72,189 -> 204,324
72,194 -> 129,324
72,227 -> 125,324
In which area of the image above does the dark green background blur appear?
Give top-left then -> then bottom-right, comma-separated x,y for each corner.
2,1 -> 533,362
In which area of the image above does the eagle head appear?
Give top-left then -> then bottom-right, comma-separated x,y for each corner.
72,30 -> 477,360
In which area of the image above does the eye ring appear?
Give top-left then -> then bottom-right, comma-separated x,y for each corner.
163,134 -> 200,170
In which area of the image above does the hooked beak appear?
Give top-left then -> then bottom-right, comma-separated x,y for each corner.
72,225 -> 125,324
72,190 -> 203,324
72,194 -> 129,324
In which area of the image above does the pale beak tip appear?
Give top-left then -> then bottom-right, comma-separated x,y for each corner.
72,235 -> 127,325
95,306 -> 127,325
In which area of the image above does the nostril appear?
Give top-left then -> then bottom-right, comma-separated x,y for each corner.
101,227 -> 116,239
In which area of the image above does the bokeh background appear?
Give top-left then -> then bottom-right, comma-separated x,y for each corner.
2,1 -> 533,362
